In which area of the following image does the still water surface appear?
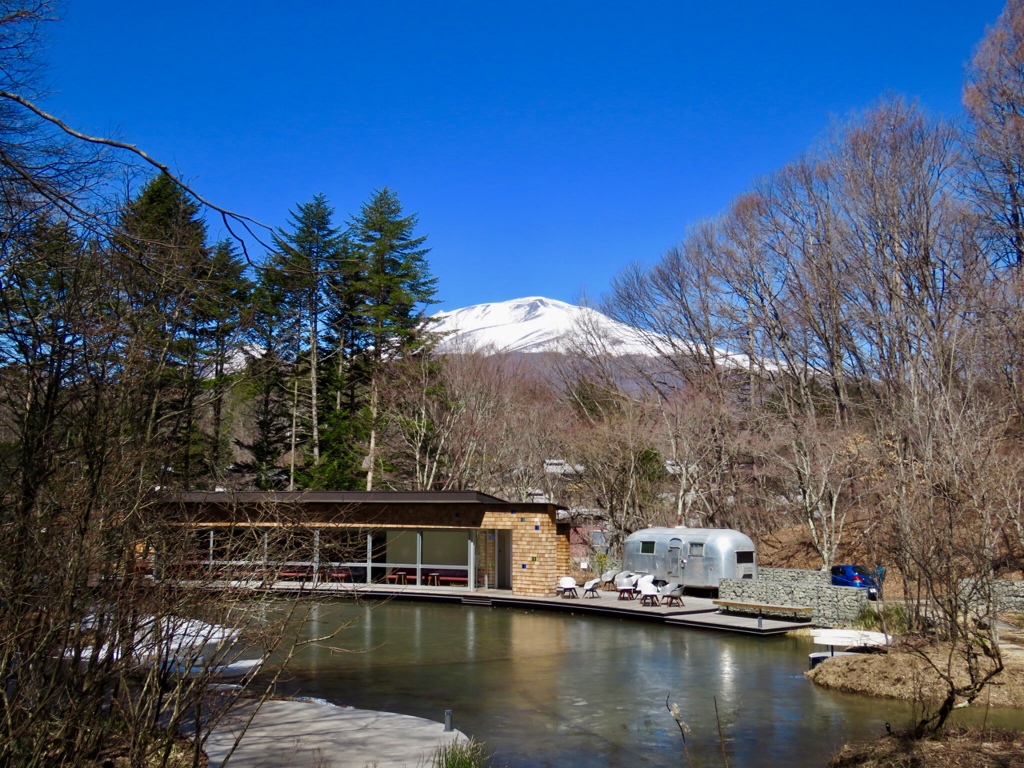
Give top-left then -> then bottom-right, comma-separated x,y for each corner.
271,600 -> 1023,767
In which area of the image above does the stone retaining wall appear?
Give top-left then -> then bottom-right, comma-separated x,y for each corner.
985,579 -> 1024,612
758,567 -> 830,586
953,578 -> 1024,613
719,577 -> 868,627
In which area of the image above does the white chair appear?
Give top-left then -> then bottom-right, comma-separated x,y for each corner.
660,581 -> 684,607
582,578 -> 601,598
601,569 -> 620,590
638,581 -> 661,607
558,576 -> 579,598
614,572 -> 636,600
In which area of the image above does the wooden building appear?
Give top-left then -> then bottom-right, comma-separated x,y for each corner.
168,491 -> 569,597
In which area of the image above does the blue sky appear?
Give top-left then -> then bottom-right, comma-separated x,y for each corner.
46,1 -> 1006,311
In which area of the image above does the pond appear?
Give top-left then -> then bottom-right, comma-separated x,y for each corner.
269,599 -> 1024,767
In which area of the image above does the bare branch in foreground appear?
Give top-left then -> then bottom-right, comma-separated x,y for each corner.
0,87 -> 275,258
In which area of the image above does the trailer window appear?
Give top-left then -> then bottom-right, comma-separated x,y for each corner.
689,542 -> 704,557
640,541 -> 656,554
736,551 -> 754,564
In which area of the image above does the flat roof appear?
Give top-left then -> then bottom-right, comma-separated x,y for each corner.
175,490 -> 553,507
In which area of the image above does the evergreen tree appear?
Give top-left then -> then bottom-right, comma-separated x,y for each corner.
115,173 -> 212,486
234,276 -> 294,489
345,188 -> 438,489
194,239 -> 252,477
308,232 -> 369,490
347,187 -> 437,363
266,194 -> 343,474
257,189 -> 438,491
0,217 -> 97,520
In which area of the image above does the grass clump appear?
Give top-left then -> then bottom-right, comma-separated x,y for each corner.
431,738 -> 494,768
854,602 -> 908,634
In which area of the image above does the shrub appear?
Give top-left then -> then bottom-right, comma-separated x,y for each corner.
854,603 -> 909,634
432,738 -> 493,768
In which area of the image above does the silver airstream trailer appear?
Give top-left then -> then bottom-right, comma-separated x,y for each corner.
622,527 -> 757,589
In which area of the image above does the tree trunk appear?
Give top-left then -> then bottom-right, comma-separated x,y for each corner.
289,377 -> 298,491
366,375 -> 379,491
309,297 -> 320,465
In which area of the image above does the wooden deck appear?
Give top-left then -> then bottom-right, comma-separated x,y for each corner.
247,580 -> 815,636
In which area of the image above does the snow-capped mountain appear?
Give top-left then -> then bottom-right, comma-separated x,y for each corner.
428,297 -> 656,356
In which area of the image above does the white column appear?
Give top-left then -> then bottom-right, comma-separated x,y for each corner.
416,530 -> 423,585
365,531 -> 373,584
312,529 -> 320,583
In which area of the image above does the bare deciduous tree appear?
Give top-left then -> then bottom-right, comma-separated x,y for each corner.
965,0 -> 1024,268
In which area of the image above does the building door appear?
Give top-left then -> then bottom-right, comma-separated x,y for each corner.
685,541 -> 705,587
496,530 -> 512,590
668,538 -> 683,581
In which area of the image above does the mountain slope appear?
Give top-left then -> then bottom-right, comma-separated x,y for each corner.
428,296 -> 655,355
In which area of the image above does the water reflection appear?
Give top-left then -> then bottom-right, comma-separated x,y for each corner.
272,600 -> 1023,768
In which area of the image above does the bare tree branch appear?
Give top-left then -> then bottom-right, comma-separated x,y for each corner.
0,87 -> 275,258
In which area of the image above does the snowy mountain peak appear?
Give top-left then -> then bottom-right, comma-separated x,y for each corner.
428,297 -> 655,356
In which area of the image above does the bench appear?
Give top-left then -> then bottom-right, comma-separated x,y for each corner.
280,566 -> 352,582
278,566 -> 316,580
383,569 -> 464,586
423,569 -> 469,587
164,561 -> 214,579
712,599 -> 813,625
386,569 -> 413,585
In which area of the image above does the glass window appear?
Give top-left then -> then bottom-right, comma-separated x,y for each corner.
640,541 -> 656,555
195,529 -> 213,557
386,530 -> 417,565
319,529 -> 365,564
423,530 -> 468,565
689,542 -> 705,557
736,551 -> 754,564
210,528 -> 252,561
